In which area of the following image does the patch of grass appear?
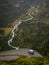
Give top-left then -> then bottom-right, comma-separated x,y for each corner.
0,28 -> 12,37
0,56 -> 49,65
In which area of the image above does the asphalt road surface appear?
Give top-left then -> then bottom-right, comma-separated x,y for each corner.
0,48 -> 42,61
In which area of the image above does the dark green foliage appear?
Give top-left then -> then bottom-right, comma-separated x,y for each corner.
12,20 -> 49,56
0,30 -> 4,34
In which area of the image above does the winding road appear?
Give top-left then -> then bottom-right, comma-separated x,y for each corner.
8,13 -> 33,49
0,9 -> 43,61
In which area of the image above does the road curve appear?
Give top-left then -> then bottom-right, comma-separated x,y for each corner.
8,13 -> 33,49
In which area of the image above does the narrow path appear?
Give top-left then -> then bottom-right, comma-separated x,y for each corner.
8,13 -> 33,49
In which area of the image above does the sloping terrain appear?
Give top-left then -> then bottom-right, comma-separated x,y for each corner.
11,7 -> 49,56
0,0 -> 49,56
0,0 -> 34,27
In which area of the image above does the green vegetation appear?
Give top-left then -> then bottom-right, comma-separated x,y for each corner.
0,6 -> 49,56
0,0 -> 49,65
0,0 -> 49,57
0,56 -> 49,65
12,7 -> 49,56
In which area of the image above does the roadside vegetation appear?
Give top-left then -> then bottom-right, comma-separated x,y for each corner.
0,56 -> 49,65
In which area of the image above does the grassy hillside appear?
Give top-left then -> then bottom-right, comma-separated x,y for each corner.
11,7 -> 49,56
0,0 -> 49,56
0,6 -> 49,56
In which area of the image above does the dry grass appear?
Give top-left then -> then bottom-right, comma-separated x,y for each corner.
11,14 -> 25,27
0,28 -> 12,36
43,18 -> 49,24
